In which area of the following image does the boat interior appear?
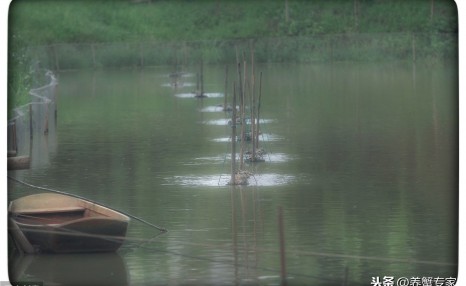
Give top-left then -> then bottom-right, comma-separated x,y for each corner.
12,207 -> 105,226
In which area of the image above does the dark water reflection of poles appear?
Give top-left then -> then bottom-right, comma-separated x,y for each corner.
230,188 -> 261,285
231,188 -> 239,285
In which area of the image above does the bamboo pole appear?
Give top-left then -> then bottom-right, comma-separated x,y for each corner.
200,59 -> 204,97
196,73 -> 200,95
236,58 -> 244,169
91,44 -> 97,69
285,0 -> 289,23
53,45 -> 60,72
29,104 -> 33,155
224,65 -> 229,110
342,265 -> 349,286
240,59 -> 247,169
140,43 -> 145,67
11,120 -> 17,156
431,0 -> 434,21
278,206 -> 287,286
256,72 -> 263,149
250,46 -> 256,159
230,82 -> 237,185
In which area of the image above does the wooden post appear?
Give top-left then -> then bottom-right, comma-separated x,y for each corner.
412,34 -> 416,63
278,206 -> 287,286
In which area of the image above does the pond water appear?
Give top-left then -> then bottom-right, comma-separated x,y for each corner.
8,61 -> 457,285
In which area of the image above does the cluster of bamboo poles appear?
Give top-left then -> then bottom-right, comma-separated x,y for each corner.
227,46 -> 265,186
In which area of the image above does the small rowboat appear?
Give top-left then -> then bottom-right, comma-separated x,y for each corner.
9,193 -> 130,254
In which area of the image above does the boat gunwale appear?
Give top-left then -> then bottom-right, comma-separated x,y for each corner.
12,215 -> 130,228
8,193 -> 131,223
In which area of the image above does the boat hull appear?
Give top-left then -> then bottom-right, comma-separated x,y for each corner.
8,193 -> 130,254
15,218 -> 128,253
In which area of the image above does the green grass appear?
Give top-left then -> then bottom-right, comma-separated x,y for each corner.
7,0 -> 458,113
9,0 -> 457,45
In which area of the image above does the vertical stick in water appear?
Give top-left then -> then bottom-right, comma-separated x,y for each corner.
236,61 -> 244,170
29,104 -> 33,157
278,206 -> 287,286
342,265 -> 349,286
240,60 -> 247,169
12,120 -> 17,154
200,59 -> 204,97
224,65 -> 229,110
256,72 -> 263,149
230,82 -> 237,185
196,73 -> 200,95
250,46 -> 256,159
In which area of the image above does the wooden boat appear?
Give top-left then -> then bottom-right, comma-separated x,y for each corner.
7,156 -> 31,170
8,193 -> 130,254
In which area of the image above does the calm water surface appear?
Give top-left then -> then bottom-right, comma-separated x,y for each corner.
9,62 -> 457,285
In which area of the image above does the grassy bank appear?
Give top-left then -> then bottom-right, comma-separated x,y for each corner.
8,0 -> 458,109
9,0 -> 457,44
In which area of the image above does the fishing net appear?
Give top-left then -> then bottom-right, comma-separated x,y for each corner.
8,70 -> 58,168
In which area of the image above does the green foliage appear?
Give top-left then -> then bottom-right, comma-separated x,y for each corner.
7,0 -> 458,111
8,33 -> 33,116
10,0 -> 457,44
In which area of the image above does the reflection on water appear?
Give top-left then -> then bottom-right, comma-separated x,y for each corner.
161,82 -> 196,88
8,62 -> 457,285
10,253 -> 128,286
180,153 -> 295,166
199,105 -> 227,112
174,92 -> 223,98
164,173 -> 296,187
202,118 -> 275,125
212,133 -> 284,142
